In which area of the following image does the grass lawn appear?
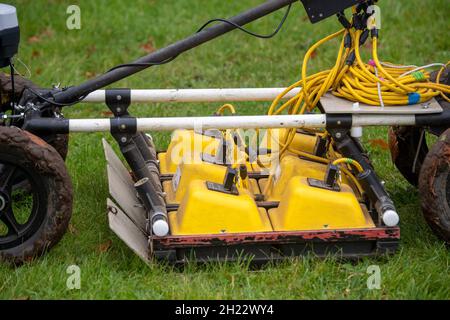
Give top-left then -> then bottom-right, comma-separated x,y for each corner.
0,0 -> 449,299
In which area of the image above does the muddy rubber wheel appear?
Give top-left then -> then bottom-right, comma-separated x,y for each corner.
0,126 -> 73,265
40,133 -> 70,160
388,67 -> 449,186
418,129 -> 450,243
388,126 -> 429,186
0,73 -> 69,160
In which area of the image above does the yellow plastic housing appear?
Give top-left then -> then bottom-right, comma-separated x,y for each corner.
163,162 -> 260,204
259,155 -> 350,201
158,130 -> 220,174
169,180 -> 272,235
269,176 -> 374,231
159,129 -> 261,174
260,129 -> 320,154
159,128 -> 374,236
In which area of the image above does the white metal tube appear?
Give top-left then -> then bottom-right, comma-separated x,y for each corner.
69,119 -> 111,132
68,114 -> 325,132
352,114 -> 415,126
136,114 -> 326,131
67,114 -> 417,133
83,88 -> 302,103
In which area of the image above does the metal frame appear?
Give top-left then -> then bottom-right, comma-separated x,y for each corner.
10,0 -> 449,262
152,228 -> 400,263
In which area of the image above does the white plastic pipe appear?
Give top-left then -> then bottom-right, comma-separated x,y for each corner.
67,114 -> 417,133
83,88 -> 302,103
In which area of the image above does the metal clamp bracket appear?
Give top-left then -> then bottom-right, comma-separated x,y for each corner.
106,89 -> 137,144
106,89 -> 131,116
326,113 -> 352,141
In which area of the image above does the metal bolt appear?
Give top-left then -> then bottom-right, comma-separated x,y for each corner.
120,124 -> 126,130
335,132 -> 342,139
120,137 -> 127,143
116,107 -> 122,113
0,195 -> 5,211
108,206 -> 118,215
337,121 -> 342,125
116,95 -> 122,101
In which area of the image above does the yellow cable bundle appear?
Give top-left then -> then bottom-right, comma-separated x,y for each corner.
270,27 -> 449,115
260,9 -> 449,197
266,10 -> 449,159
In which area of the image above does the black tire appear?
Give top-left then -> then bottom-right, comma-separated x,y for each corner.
0,126 -> 73,265
41,133 -> 70,160
418,129 -> 450,243
0,73 -> 69,160
388,126 -> 428,186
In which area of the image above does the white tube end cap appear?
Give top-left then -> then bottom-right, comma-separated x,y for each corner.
153,220 -> 169,237
351,126 -> 363,139
382,210 -> 399,227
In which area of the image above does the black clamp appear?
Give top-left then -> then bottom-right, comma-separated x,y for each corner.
106,89 -> 131,116
206,167 -> 239,195
105,89 -> 137,145
326,114 -> 352,141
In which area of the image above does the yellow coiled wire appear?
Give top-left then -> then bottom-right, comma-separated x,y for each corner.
216,9 -> 449,197
261,10 -> 449,196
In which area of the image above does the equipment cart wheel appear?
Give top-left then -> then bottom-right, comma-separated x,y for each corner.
388,68 -> 449,186
388,126 -> 429,186
418,129 -> 450,243
0,126 -> 73,264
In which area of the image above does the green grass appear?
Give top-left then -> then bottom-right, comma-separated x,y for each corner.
0,0 -> 449,299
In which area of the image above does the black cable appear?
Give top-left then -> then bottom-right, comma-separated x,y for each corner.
9,62 -> 15,115
107,55 -> 178,73
107,3 -> 292,73
197,3 -> 292,37
27,3 -> 293,107
25,86 -> 87,108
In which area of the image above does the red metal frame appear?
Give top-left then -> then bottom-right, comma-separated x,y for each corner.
153,227 -> 400,249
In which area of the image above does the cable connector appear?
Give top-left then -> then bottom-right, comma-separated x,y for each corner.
337,12 -> 352,29
353,13 -> 366,30
359,29 -> 370,46
370,28 -> 379,38
344,33 -> 353,49
346,51 -> 356,66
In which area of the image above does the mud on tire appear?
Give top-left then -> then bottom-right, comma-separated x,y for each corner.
418,129 -> 450,243
0,126 -> 73,265
0,73 -> 69,160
